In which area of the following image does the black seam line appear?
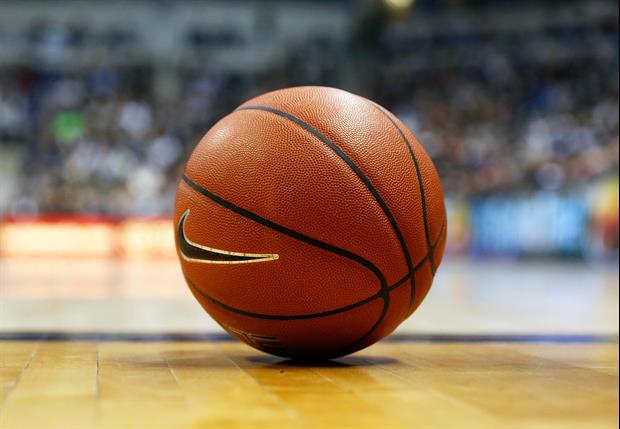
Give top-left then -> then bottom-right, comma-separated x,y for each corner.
342,305 -> 386,351
182,221 -> 446,322
235,104 -> 416,348
236,106 -> 413,291
185,272 -> 408,321
181,174 -> 391,347
237,105 -> 418,316
183,124 -> 393,353
428,215 -> 446,256
369,103 -> 437,277
182,175 -> 387,295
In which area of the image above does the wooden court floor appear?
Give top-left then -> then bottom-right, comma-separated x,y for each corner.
0,258 -> 618,428
1,337 -> 618,429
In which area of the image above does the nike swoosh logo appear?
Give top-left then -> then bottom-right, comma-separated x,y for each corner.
177,209 -> 279,264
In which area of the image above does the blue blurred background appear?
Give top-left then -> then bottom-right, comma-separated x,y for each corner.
0,0 -> 617,261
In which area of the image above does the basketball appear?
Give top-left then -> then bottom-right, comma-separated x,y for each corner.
174,86 -> 447,359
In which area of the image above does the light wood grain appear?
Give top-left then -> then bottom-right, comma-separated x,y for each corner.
0,340 -> 617,429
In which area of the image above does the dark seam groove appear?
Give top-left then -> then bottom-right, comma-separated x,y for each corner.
182,100 -> 445,349
181,207 -> 446,322
184,221 -> 448,355
367,102 -> 437,278
182,175 -> 387,290
182,171 -> 391,350
185,272 -> 410,321
181,176 -> 392,331
236,105 -> 414,281
182,175 -> 445,350
236,105 -> 416,344
241,105 -> 418,313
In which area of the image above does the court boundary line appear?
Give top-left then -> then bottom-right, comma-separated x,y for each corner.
0,332 -> 616,344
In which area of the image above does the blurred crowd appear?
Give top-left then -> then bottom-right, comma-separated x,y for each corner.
375,23 -> 619,200
0,4 -> 618,217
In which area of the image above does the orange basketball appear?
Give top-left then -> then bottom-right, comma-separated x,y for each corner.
174,86 -> 447,359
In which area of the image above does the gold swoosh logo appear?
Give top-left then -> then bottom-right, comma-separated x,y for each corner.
178,209 -> 279,264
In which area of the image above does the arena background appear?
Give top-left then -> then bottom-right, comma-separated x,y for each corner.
0,0 -> 617,262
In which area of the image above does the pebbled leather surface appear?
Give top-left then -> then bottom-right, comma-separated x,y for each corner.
175,86 -> 447,358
